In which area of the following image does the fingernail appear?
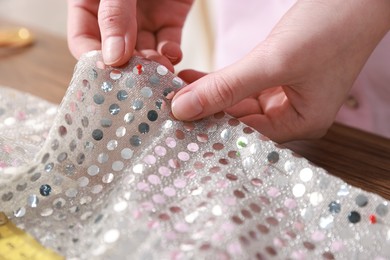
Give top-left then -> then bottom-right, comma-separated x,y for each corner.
172,91 -> 203,120
103,36 -> 124,65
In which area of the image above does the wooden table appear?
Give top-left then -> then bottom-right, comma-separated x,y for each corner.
1,23 -> 389,199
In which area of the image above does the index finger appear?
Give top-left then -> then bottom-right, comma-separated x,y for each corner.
67,0 -> 101,59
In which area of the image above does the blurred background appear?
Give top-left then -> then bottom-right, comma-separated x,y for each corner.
0,0 -> 213,73
0,0 -> 67,36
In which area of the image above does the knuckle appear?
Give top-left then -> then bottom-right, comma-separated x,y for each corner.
98,2 -> 127,30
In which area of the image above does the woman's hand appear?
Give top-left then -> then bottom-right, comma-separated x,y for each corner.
67,0 -> 193,68
172,0 -> 390,143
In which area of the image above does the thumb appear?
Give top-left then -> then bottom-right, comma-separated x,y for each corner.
98,0 -> 137,66
172,53 -> 280,121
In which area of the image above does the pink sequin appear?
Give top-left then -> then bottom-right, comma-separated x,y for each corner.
148,175 -> 161,185
152,194 -> 166,204
154,146 -> 167,156
144,155 -> 157,165
267,187 -> 281,198
284,198 -> 297,209
163,187 -> 176,197
137,182 -> 150,191
165,137 -> 176,148
173,178 -> 186,189
158,166 -> 171,176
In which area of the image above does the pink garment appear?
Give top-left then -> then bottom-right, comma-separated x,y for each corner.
213,0 -> 390,138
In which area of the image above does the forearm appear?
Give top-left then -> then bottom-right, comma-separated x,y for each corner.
255,0 -> 390,91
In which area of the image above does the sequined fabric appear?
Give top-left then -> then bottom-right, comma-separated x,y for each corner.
0,51 -> 389,259
0,88 -> 56,170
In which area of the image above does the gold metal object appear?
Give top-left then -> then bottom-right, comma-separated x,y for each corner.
0,27 -> 34,48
